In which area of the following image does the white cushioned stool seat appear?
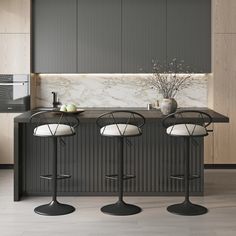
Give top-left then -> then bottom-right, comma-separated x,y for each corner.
34,124 -> 75,137
100,124 -> 141,136
166,124 -> 207,136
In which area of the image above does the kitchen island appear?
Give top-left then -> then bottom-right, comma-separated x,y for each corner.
14,108 -> 229,201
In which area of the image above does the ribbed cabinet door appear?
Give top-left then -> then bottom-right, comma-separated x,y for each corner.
167,0 -> 211,72
77,0 -> 122,73
33,0 -> 77,73
122,0 -> 166,73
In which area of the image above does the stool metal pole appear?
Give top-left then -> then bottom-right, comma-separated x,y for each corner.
52,137 -> 58,202
34,137 -> 75,216
100,136 -> 141,216
167,136 -> 208,216
118,137 -> 124,203
184,137 -> 190,203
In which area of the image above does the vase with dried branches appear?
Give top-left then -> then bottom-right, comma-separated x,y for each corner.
148,58 -> 193,115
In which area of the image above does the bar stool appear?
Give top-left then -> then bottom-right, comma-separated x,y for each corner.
162,110 -> 212,216
30,110 -> 80,216
96,110 -> 145,216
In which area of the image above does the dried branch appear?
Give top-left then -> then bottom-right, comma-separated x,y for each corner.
145,59 -> 193,98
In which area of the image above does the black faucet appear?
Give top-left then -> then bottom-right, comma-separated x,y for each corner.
52,92 -> 61,108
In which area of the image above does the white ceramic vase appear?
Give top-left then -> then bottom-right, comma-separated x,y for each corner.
160,98 -> 178,115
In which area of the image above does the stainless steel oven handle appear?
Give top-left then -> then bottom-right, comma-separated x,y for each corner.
0,83 -> 26,86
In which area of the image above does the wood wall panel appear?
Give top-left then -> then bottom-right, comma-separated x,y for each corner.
0,34 -> 30,74
210,0 -> 236,163
0,114 -> 20,164
204,124 -> 214,164
0,0 -> 30,33
213,35 -> 236,163
0,0 -> 30,164
214,0 -> 236,33
204,73 -> 214,164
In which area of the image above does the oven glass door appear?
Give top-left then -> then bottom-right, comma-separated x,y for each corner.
0,75 -> 30,111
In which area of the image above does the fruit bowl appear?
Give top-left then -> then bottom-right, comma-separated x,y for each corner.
60,109 -> 85,114
59,104 -> 84,114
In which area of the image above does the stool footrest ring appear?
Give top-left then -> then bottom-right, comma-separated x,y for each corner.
40,174 -> 71,180
105,174 -> 135,181
105,174 -> 118,180
170,174 -> 200,181
123,175 -> 136,180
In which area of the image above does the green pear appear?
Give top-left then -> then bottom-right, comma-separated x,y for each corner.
60,104 -> 67,112
66,104 -> 77,112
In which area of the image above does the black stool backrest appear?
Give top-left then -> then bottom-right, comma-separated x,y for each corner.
30,110 -> 80,136
96,110 -> 145,136
162,110 -> 213,136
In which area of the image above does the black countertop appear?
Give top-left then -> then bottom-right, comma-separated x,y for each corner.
14,107 -> 229,123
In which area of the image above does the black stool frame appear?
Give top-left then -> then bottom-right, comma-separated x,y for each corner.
162,110 -> 213,216
30,110 -> 80,216
97,110 -> 145,216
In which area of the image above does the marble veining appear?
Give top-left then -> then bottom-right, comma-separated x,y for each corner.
32,74 -> 209,108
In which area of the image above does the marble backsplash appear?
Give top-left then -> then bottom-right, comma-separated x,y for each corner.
31,74 -> 210,108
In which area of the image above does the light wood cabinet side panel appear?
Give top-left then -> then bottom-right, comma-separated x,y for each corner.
213,35 -> 236,163
0,34 -> 30,74
204,124 -> 214,164
205,74 -> 214,163
0,114 -> 11,164
214,0 -> 236,34
0,0 -> 30,33
0,113 -> 20,164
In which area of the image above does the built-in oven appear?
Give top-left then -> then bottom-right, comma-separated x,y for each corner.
0,74 -> 30,112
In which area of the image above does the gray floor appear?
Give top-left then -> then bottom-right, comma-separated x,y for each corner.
0,169 -> 236,236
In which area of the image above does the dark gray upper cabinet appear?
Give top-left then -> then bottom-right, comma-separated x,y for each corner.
32,0 -> 211,73
33,0 -> 77,73
122,0 -> 166,73
77,0 -> 121,73
167,0 -> 211,73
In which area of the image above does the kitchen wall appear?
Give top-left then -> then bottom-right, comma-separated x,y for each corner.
31,73 -> 209,108
0,0 -> 30,74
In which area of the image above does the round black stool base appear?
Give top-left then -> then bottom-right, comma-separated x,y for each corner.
34,200 -> 75,216
101,201 -> 142,216
167,201 -> 208,216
